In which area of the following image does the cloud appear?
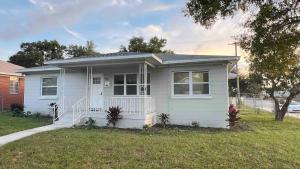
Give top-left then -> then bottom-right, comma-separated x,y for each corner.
63,26 -> 86,41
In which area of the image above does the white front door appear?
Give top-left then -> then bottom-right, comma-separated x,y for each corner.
90,74 -> 104,111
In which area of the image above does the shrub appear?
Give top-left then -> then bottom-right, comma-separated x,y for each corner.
158,113 -> 169,128
227,104 -> 240,128
35,112 -> 41,118
85,117 -> 96,129
106,106 -> 122,128
24,111 -> 32,117
10,103 -> 24,112
191,121 -> 200,128
143,124 -> 151,130
12,108 -> 24,117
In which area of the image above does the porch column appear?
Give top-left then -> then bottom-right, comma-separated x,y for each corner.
59,68 -> 65,115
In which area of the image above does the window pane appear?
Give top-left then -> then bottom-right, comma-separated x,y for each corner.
93,77 -> 101,84
126,85 -> 137,95
114,75 -> 124,84
192,72 -> 209,82
193,84 -> 209,94
42,78 -> 57,86
126,74 -> 137,84
174,84 -> 189,95
174,72 -> 189,83
114,86 -> 124,95
147,85 -> 150,95
42,87 -> 57,96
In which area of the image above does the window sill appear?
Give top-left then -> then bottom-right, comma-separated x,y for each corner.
39,96 -> 58,100
171,95 -> 212,99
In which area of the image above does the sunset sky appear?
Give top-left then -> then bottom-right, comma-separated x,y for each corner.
0,0 -> 248,70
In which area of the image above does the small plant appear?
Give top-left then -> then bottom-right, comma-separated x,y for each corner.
106,106 -> 122,128
158,113 -> 170,128
10,103 -> 24,112
143,124 -> 151,130
49,103 -> 58,121
191,121 -> 200,128
12,108 -> 24,117
227,104 -> 240,128
35,112 -> 41,119
85,117 -> 96,129
24,111 -> 32,117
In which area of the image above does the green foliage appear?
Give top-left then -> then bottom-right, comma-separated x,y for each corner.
10,103 -> 24,112
191,121 -> 200,128
9,40 -> 66,67
120,36 -> 174,53
106,106 -> 123,128
157,113 -> 170,127
84,117 -> 96,130
228,74 -> 262,96
185,0 -> 300,121
67,40 -> 99,57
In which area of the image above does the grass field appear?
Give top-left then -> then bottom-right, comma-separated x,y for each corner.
0,111 -> 52,136
0,107 -> 299,169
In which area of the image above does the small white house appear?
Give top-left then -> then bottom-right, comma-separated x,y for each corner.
19,53 -> 239,128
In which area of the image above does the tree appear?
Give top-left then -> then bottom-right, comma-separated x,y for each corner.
67,40 -> 98,57
185,0 -> 299,121
120,36 -> 174,53
228,74 -> 262,97
9,40 -> 66,68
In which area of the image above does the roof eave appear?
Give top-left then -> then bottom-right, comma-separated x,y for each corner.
162,56 -> 240,65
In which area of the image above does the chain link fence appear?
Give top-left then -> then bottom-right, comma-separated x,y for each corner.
230,93 -> 275,114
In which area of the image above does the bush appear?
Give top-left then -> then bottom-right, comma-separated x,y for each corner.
24,111 -> 32,117
158,113 -> 170,128
106,106 -> 122,128
143,124 -> 151,130
227,104 -> 240,128
35,112 -> 41,118
12,108 -> 24,117
191,121 -> 200,128
10,103 -> 24,112
84,117 -> 96,129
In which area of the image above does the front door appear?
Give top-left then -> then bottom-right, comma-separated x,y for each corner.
90,74 -> 104,112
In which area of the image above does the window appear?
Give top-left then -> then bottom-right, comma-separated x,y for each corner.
9,77 -> 19,94
113,73 -> 150,96
173,71 -> 209,96
41,77 -> 57,96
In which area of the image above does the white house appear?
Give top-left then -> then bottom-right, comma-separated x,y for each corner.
18,53 -> 239,128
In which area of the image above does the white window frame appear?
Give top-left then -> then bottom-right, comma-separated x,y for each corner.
113,73 -> 151,96
172,71 -> 211,99
40,76 -> 58,98
9,77 -> 19,94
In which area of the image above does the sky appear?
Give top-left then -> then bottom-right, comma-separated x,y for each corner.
0,0 -> 248,70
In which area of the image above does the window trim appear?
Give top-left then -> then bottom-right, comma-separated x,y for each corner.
171,71 -> 211,98
113,72 -> 151,96
9,77 -> 19,95
40,76 -> 58,98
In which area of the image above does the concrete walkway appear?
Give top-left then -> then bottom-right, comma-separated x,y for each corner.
0,124 -> 71,147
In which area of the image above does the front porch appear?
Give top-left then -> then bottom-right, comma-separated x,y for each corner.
55,62 -> 157,128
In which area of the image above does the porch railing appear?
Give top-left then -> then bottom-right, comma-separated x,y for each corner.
104,96 -> 155,115
72,97 -> 88,125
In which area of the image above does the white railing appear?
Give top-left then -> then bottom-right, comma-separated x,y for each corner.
72,97 -> 88,125
104,96 -> 155,115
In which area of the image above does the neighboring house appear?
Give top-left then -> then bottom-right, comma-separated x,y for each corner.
0,60 -> 24,110
18,53 -> 239,128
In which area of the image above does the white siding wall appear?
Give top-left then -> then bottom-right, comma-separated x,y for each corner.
24,70 -> 86,115
151,64 -> 229,128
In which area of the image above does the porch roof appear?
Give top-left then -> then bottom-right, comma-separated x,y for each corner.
18,53 -> 240,73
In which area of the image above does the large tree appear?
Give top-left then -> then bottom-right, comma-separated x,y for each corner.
185,0 -> 300,121
120,36 -> 174,53
66,40 -> 98,57
9,40 -> 66,68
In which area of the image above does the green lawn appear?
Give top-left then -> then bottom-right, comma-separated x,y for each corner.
0,111 -> 52,136
0,107 -> 300,169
